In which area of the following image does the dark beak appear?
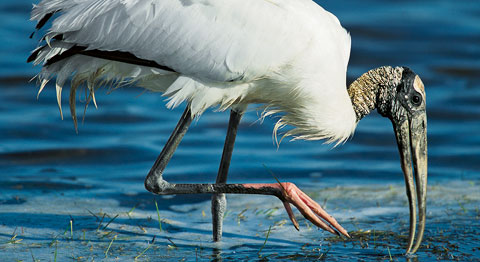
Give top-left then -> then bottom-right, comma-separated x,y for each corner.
393,112 -> 428,254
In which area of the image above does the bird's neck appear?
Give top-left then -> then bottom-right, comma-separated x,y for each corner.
348,66 -> 404,121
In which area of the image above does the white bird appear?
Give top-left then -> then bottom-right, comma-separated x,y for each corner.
28,0 -> 428,254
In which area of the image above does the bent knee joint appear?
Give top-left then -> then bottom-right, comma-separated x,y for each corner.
144,172 -> 171,193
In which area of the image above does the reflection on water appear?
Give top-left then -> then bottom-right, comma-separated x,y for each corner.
1,0 -> 479,260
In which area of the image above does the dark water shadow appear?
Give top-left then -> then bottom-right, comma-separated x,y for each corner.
0,180 -> 95,192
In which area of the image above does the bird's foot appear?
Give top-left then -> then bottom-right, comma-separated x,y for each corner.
244,182 -> 350,238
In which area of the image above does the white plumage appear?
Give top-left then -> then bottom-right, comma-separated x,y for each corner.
31,0 -> 357,143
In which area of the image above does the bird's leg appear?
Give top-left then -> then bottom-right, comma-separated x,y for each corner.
146,179 -> 349,237
144,106 -> 192,193
212,109 -> 244,241
143,107 -> 349,238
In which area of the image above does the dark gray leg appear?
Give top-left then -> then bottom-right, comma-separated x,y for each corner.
143,106 -> 349,239
144,106 -> 192,192
212,109 -> 244,241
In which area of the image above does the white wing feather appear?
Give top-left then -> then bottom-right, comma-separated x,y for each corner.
38,0 -> 317,82
31,0 -> 356,143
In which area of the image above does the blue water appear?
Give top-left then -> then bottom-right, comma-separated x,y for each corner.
1,0 -> 479,261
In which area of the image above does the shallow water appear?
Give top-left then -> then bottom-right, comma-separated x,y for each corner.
1,0 -> 480,261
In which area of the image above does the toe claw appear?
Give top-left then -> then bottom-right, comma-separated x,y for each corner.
283,201 -> 299,230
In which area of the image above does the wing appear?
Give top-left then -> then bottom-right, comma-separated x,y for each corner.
30,0 -> 352,131
33,0 -> 295,82
31,0 -> 348,82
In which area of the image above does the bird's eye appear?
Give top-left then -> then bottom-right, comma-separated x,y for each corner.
411,94 -> 422,106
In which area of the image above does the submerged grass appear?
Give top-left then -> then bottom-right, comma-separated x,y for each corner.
53,240 -> 57,262
103,214 -> 119,230
96,213 -> 106,232
387,246 -> 392,261
6,228 -> 22,245
154,199 -> 163,232
69,218 -> 73,239
167,237 -> 178,250
134,236 -> 156,261
104,235 -> 117,258
257,225 -> 272,257
127,204 -> 137,218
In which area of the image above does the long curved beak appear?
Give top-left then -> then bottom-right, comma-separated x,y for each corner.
393,112 -> 428,254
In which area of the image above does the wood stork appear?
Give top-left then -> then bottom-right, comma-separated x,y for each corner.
28,0 -> 428,254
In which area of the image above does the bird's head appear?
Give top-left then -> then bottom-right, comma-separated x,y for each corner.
349,66 -> 428,254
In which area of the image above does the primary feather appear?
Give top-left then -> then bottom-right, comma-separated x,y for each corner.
30,0 -> 357,143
